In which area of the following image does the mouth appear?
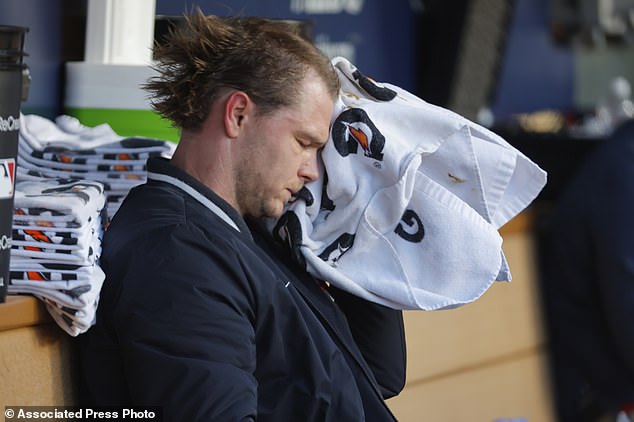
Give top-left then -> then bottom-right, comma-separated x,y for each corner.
287,186 -> 314,207
287,189 -> 298,204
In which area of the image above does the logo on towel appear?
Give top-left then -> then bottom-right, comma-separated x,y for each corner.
395,209 -> 424,243
352,70 -> 397,102
319,232 -> 355,266
273,211 -> 307,268
332,108 -> 385,161
320,171 -> 335,212
40,181 -> 102,205
289,186 -> 314,207
0,158 -> 15,199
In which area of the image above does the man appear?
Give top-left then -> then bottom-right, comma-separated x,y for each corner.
540,106 -> 634,419
78,13 -> 406,421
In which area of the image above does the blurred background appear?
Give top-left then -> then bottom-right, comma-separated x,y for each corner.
2,0 -> 634,421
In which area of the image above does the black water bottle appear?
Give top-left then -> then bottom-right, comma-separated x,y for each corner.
0,25 -> 29,303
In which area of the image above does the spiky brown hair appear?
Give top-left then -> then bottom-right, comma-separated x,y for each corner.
144,11 -> 340,131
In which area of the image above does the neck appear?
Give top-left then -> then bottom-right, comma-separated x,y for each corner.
171,128 -> 240,213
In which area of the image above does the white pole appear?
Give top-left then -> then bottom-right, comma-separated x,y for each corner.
84,0 -> 156,65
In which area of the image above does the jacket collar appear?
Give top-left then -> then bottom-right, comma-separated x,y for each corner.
146,157 -> 252,237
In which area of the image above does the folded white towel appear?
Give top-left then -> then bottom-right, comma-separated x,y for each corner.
20,114 -> 123,151
14,178 -> 105,222
8,265 -> 104,336
270,57 -> 547,310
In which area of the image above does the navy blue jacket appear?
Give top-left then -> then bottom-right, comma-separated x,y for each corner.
541,120 -> 634,417
78,157 -> 406,421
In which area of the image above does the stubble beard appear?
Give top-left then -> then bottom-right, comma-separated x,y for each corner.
240,195 -> 285,220
234,168 -> 284,220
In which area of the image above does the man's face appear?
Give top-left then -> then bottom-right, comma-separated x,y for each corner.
235,71 -> 334,219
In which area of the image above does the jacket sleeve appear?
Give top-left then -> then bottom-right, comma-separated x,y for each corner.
330,286 -> 407,398
106,225 -> 258,421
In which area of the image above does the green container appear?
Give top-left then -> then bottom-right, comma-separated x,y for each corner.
64,62 -> 179,143
65,107 -> 178,142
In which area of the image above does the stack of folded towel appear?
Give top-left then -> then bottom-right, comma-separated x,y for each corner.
8,178 -> 107,336
7,114 -> 175,335
17,114 -> 175,218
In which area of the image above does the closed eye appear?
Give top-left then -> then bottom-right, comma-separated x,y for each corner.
297,139 -> 325,154
296,129 -> 328,150
297,138 -> 311,149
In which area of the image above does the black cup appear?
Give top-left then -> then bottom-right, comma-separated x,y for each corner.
0,25 -> 28,302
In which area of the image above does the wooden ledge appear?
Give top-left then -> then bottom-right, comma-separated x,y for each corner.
499,211 -> 533,235
0,295 -> 52,332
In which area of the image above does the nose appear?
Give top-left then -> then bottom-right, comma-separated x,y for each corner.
299,150 -> 320,182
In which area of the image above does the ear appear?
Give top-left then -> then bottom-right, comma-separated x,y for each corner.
223,91 -> 252,138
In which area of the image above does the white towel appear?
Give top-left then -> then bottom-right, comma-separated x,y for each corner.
13,178 -> 105,227
19,114 -> 175,156
10,260 -> 103,281
13,209 -> 88,228
8,272 -> 103,309
9,266 -> 104,337
270,57 -> 547,311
